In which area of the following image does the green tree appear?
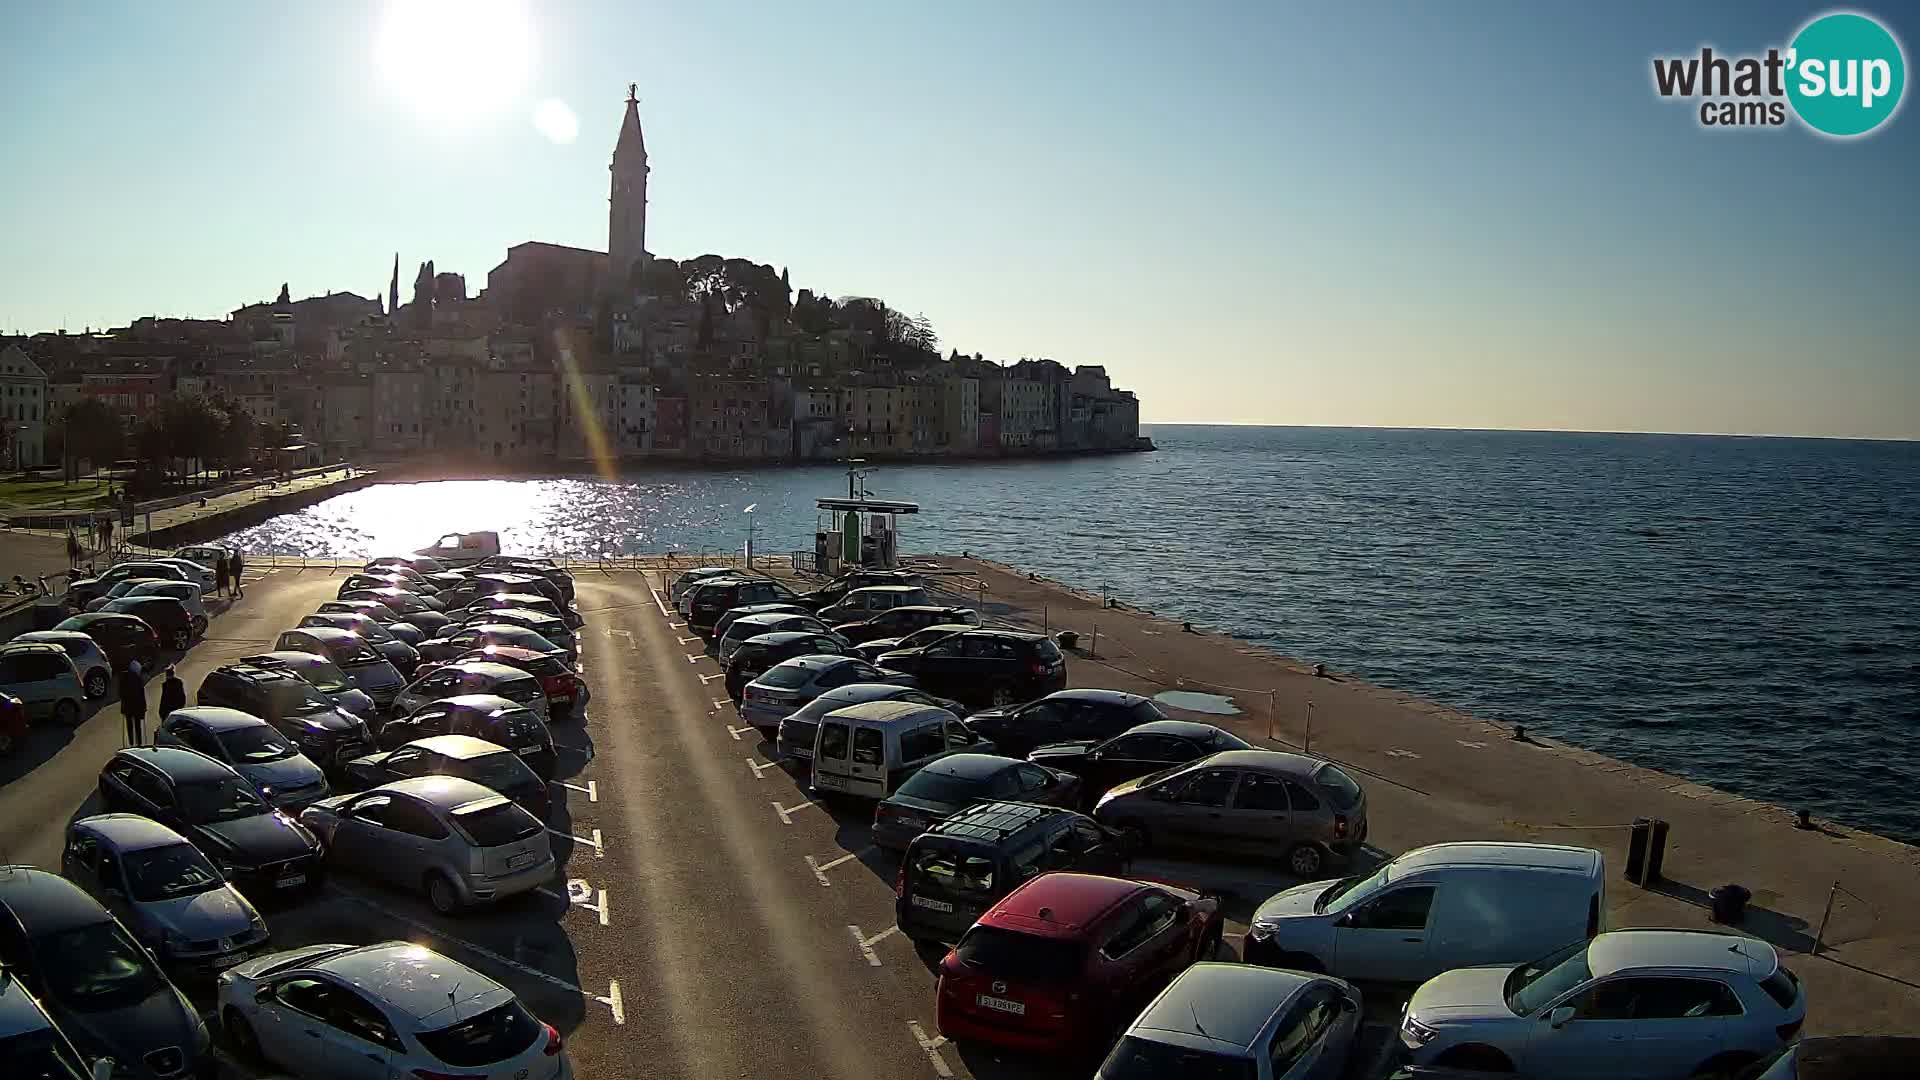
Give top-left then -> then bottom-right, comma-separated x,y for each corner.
207,398 -> 256,477
159,395 -> 221,481
52,397 -> 126,482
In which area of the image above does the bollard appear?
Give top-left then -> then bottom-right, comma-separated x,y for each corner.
1090,624 -> 1098,658
1303,698 -> 1313,754
1043,605 -> 1049,634
1267,690 -> 1279,744
1813,881 -> 1838,955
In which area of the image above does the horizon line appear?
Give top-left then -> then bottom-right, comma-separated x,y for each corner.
1138,420 -> 1919,445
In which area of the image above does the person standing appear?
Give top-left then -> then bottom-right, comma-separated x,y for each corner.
118,661 -> 148,746
229,551 -> 245,598
214,556 -> 230,599
158,666 -> 186,717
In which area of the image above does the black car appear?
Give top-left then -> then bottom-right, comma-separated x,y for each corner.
339,587 -> 451,632
712,601 -> 812,643
417,623 -> 566,665
62,561 -> 188,607
473,557 -> 576,603
793,569 -> 924,612
295,613 -> 421,675
876,629 -> 1068,710
832,605 -> 980,646
196,664 -> 374,767
966,688 -> 1170,760
100,596 -> 198,652
441,571 -> 564,613
464,591 -> 581,629
0,867 -> 211,1080
1027,719 -> 1254,807
95,747 -> 325,901
724,631 -> 852,701
872,754 -> 1084,851
344,733 -> 551,819
893,801 -> 1130,947
376,694 -> 556,779
52,612 -> 160,672
689,576 -> 800,638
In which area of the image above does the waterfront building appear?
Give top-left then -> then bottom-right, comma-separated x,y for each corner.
0,344 -> 49,468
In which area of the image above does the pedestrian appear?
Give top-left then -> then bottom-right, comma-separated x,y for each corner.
158,666 -> 186,717
118,660 -> 148,746
66,531 -> 81,567
214,556 -> 231,599
229,551 -> 245,598
101,517 -> 114,552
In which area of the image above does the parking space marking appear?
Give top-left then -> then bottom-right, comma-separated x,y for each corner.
548,826 -> 605,858
712,698 -> 733,709
567,878 -> 611,926
597,980 -> 625,1025
908,1020 -> 954,1079
678,635 -> 703,645
649,588 -> 670,617
746,756 -> 777,779
698,671 -> 726,684
1385,748 -> 1421,759
847,923 -> 899,967
669,621 -> 685,629
773,798 -> 824,825
804,846 -> 872,886
1458,740 -> 1486,749
557,779 -> 599,803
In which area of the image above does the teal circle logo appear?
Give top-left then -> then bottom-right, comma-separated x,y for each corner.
1787,12 -> 1906,136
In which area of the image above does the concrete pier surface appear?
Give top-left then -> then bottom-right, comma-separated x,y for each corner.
914,555 -> 1920,1036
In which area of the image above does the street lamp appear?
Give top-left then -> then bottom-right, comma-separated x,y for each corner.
743,503 -> 758,569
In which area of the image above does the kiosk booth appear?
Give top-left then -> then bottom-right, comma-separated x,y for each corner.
814,497 -> 918,575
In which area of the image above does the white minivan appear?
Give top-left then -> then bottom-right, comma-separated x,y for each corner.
810,700 -> 992,799
1244,842 -> 1605,983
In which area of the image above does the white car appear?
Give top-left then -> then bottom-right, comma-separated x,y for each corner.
149,557 -> 219,593
1400,929 -> 1806,1079
218,941 -> 572,1079
669,566 -> 734,608
122,579 -> 211,634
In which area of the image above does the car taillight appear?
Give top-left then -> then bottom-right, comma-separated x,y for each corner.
1777,1018 -> 1803,1042
1029,662 -> 1048,676
1333,814 -> 1349,839
543,1022 -> 563,1056
894,862 -> 907,898
874,804 -> 895,826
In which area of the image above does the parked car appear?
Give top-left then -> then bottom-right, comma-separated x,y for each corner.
117,581 -> 210,635
101,595 -> 197,652
1247,842 -> 1606,983
174,544 -> 236,574
1094,750 -> 1370,877
365,553 -> 448,576
1029,719 -> 1253,806
0,642 -> 87,726
271,627 -> 407,714
935,872 -> 1223,1057
344,734 -> 550,819
154,707 -> 331,810
812,700 -> 995,799
336,572 -> 439,601
64,561 -> 189,607
217,940 -> 572,1079
777,683 -> 964,762
968,689 -> 1168,760
314,600 -> 423,643
1099,963 -> 1364,1080
62,814 -> 270,980
95,747 -> 327,901
0,965 -> 93,1080
414,529 -> 502,565
1400,930 -> 1806,1079
0,693 -> 26,757
738,654 -> 903,729
896,802 -> 1130,947
295,613 -> 421,674
196,664 -> 374,768
688,576 -> 800,637
455,607 -> 575,661
877,629 -> 1068,708
474,556 -> 575,602
339,587 -> 451,633
84,576 -> 170,611
9,630 -> 114,699
833,604 -> 980,646
444,572 -> 566,614
726,633 -> 856,702
0,866 -> 211,1080
300,777 -> 554,914
669,566 -> 735,608
417,623 -> 567,667
237,650 -> 377,719
712,601 -> 811,644
1751,1037 -> 1920,1080
873,754 -> 1083,851
420,645 -> 588,718
815,584 -> 933,626
716,612 -> 843,666
377,694 -> 555,779
852,621 -> 976,662
464,591 -> 580,630
53,612 -> 160,672
793,568 -> 924,612
392,661 -> 552,722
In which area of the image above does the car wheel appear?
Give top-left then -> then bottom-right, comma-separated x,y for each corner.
1434,1045 -> 1515,1073
224,1008 -> 264,1065
53,699 -> 81,727
84,669 -> 110,699
1285,841 -> 1325,877
426,872 -> 462,915
171,628 -> 192,650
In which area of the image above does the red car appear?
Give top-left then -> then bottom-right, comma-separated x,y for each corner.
935,872 -> 1221,1058
0,692 -> 27,756
416,645 -> 588,718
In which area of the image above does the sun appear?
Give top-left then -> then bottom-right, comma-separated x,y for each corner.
376,0 -> 532,125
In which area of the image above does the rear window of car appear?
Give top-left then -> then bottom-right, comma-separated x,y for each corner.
496,679 -> 544,705
758,664 -> 814,690
1760,967 -> 1800,1008
452,801 -> 543,846
521,655 -> 567,677
952,926 -> 1083,984
1313,764 -> 1363,809
1130,700 -> 1166,724
414,1000 -> 541,1067
895,770 -> 985,805
909,845 -> 997,895
1100,1036 -> 1256,1080
1032,639 -> 1063,663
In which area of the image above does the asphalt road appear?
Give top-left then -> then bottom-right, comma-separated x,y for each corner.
0,568 -> 1409,1079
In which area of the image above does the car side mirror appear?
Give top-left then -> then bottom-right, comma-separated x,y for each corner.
1548,1006 -> 1574,1029
255,985 -> 277,1004
1332,912 -> 1355,928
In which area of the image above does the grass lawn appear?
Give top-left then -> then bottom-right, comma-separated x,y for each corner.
0,476 -> 114,509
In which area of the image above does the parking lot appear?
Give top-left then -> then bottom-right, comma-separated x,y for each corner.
0,565 -> 1413,1079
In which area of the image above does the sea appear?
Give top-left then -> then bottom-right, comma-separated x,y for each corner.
218,426 -> 1920,843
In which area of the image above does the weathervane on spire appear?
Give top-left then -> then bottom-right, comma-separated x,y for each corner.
627,83 -> 637,104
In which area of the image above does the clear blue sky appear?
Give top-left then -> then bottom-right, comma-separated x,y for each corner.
2,2 -> 1915,438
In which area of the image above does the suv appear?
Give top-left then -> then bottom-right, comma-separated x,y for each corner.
725,632 -> 855,702
238,651 -> 376,719
688,577 -> 799,637
895,802 -> 1130,946
196,664 -> 373,768
831,604 -> 975,646
0,643 -> 86,726
876,629 -> 1067,708
100,596 -> 197,652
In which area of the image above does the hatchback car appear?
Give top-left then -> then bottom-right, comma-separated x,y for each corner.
0,642 -> 87,726
84,576 -> 169,611
455,607 -> 576,660
196,664 -> 373,768
420,646 -> 588,718
1098,963 -> 1363,1080
1400,930 -> 1807,1079
1095,750 -> 1369,877
794,568 -> 924,612
852,620 -> 976,662
101,596 -> 197,652
716,612 -> 843,666
935,872 -> 1223,1057
339,587 -> 451,633
726,633 -> 858,702
393,661 -> 552,722
54,612 -> 161,673
776,682 -> 964,761
345,734 -> 550,819
295,613 -> 421,674
0,866 -> 211,1080
969,688 -> 1169,760
712,601 -> 811,644
417,623 -> 566,667
1030,719 -> 1254,806
687,576 -> 799,636
119,581 -> 209,635
96,747 -> 326,900
739,654 -> 906,728
378,694 -> 556,778
237,650 -> 377,719
272,627 -> 407,713
832,604 -> 980,646
62,815 -> 270,980
669,566 -> 735,607
154,707 -> 330,810
878,629 -> 1068,708
815,584 -> 933,626
464,591 -> 581,629
873,755 -> 1083,851
896,802 -> 1131,947
301,776 -> 554,914
64,561 -> 189,606
0,966 -> 93,1080
9,630 -> 114,699
217,940 -> 571,1079
314,600 -> 422,643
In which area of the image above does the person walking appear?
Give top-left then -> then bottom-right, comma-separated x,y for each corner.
66,530 -> 81,568
158,666 -> 186,718
214,556 -> 231,600
229,551 -> 245,598
118,660 -> 148,746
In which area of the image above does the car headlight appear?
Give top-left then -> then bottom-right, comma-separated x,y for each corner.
1401,1014 -> 1439,1047
1247,920 -> 1277,941
161,928 -> 193,953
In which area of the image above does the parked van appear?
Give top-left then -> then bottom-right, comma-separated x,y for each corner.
414,530 -> 502,565
810,700 -> 991,798
1243,841 -> 1606,984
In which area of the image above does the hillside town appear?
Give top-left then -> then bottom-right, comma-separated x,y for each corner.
0,86 -> 1145,476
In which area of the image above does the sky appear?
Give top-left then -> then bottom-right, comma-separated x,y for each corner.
1,1 -> 1915,439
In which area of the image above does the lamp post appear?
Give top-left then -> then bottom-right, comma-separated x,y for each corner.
743,503 -> 757,569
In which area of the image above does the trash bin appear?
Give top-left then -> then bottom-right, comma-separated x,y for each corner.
1056,630 -> 1079,650
1709,884 -> 1752,925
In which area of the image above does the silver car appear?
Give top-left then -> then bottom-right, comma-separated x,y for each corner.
240,650 -> 378,719
1099,963 -> 1363,1079
8,630 -> 113,700
776,682 -> 963,761
670,566 -> 734,608
62,814 -> 270,979
394,661 -> 551,721
273,627 -> 407,713
717,612 -> 841,665
740,655 -> 909,732
300,775 -> 554,914
123,579 -> 210,635
155,707 -> 331,810
0,642 -> 87,726
1093,750 -> 1370,877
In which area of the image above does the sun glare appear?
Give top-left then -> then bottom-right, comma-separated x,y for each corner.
376,0 -> 531,125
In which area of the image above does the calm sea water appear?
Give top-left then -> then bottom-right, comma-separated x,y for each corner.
221,426 -> 1920,842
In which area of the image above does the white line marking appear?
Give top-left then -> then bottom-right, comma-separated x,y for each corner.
746,756 -> 776,778
712,698 -> 733,710
330,885 -> 604,1007
805,846 -> 871,885
557,779 -> 598,802
908,1021 -> 954,1078
677,635 -> 702,645
806,855 -> 832,887
848,924 -> 881,966
698,672 -> 725,685
774,799 -> 822,825
536,887 -> 566,903
668,621 -> 684,629
688,652 -> 716,665
547,827 -> 605,857
599,979 -> 624,1025
649,588 -> 670,617
1385,748 -> 1421,759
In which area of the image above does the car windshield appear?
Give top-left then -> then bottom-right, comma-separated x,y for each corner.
295,661 -> 350,693
176,777 -> 269,823
462,753 -> 534,793
271,682 -> 338,717
334,642 -> 384,665
349,619 -> 395,642
36,921 -> 165,1009
453,800 -> 543,846
1319,866 -> 1390,913
1504,940 -> 1593,1015
0,1027 -> 90,1080
757,664 -> 815,690
952,926 -> 1083,985
122,842 -> 224,901
415,1000 -> 541,1067
217,725 -> 298,763
520,655 -> 566,677
909,846 -> 997,895
1099,1036 -> 1256,1080
893,770 -> 987,807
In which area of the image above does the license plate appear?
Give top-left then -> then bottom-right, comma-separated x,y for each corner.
976,995 -> 1025,1015
276,874 -> 307,888
553,694 -> 572,703
813,772 -> 844,788
516,744 -> 541,754
910,895 -> 954,913
507,852 -> 537,869
213,951 -> 242,969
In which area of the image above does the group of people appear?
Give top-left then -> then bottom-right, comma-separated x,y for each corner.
214,550 -> 246,599
116,662 -> 185,746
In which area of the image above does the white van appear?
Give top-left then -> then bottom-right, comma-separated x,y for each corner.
415,530 -> 502,566
810,700 -> 991,799
1243,842 -> 1605,984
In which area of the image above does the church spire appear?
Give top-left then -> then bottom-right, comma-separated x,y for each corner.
388,253 -> 399,317
615,82 -> 646,161
608,82 -> 650,286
